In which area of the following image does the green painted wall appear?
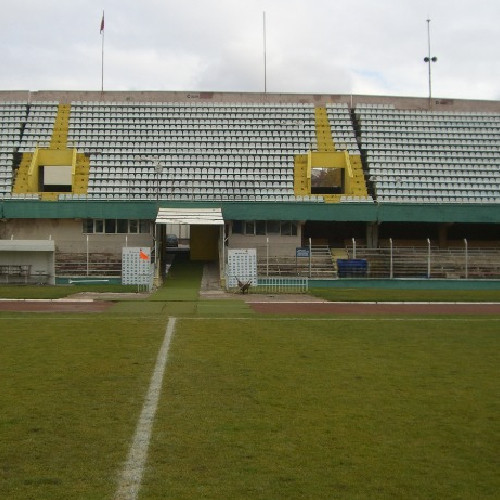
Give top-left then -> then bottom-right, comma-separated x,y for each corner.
309,278 -> 500,290
1,200 -> 499,224
0,200 -> 157,219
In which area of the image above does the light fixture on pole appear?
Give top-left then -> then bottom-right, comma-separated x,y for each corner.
424,19 -> 438,107
135,155 -> 164,201
135,155 -> 164,283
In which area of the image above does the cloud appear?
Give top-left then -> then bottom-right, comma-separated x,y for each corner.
0,0 -> 498,99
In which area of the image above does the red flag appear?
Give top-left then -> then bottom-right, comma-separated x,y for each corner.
139,250 -> 149,261
100,12 -> 104,34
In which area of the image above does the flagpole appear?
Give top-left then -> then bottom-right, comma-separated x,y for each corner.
100,11 -> 104,93
101,30 -> 104,92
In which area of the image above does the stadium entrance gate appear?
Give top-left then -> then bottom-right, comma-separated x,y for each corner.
155,207 -> 225,278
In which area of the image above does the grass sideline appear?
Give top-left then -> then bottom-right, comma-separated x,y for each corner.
2,284 -> 500,304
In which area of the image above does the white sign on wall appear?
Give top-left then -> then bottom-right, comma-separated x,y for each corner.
227,248 -> 257,287
122,247 -> 152,285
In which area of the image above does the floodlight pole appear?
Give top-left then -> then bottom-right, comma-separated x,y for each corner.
135,155 -> 163,201
263,11 -> 267,93
154,162 -> 163,202
424,19 -> 438,108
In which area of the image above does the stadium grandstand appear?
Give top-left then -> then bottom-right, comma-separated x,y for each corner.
0,90 -> 499,287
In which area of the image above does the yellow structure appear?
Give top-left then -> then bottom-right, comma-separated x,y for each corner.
294,107 -> 368,202
50,104 -> 71,150
314,107 -> 336,151
190,226 -> 219,260
12,104 -> 89,200
12,153 -> 33,193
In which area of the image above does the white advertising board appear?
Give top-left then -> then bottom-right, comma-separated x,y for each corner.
227,248 -> 257,287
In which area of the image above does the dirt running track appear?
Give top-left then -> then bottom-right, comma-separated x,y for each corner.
1,299 -> 499,315
0,301 -> 113,312
249,302 -> 500,315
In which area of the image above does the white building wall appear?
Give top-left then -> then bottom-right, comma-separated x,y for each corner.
0,219 -> 153,255
228,233 -> 302,258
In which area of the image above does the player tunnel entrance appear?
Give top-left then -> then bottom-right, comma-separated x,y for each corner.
155,207 -> 225,262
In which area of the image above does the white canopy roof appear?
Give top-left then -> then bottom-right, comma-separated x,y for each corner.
155,207 -> 224,226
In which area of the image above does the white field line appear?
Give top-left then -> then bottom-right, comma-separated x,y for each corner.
0,298 -> 94,303
178,317 -> 500,322
247,301 -> 500,305
114,317 -> 177,500
0,316 -> 499,323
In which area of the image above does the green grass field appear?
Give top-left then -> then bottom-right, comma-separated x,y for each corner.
0,312 -> 167,499
310,287 -> 500,303
1,262 -> 499,498
143,317 -> 499,500
1,310 -> 499,499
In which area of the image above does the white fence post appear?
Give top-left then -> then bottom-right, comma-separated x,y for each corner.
86,234 -> 89,277
226,275 -> 308,294
464,238 -> 468,279
266,237 -> 269,277
389,237 -> 393,279
309,238 -> 312,278
427,238 -> 431,278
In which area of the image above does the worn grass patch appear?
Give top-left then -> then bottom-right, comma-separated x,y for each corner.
0,314 -> 165,499
150,256 -> 204,302
109,301 -> 169,317
193,299 -> 254,317
112,299 -> 253,318
143,318 -> 500,499
310,287 -> 500,303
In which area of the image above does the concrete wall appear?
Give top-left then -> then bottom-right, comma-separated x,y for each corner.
228,233 -> 302,258
1,90 -> 498,113
0,219 -> 153,254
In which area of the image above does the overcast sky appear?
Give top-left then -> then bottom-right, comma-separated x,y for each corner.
0,0 -> 498,100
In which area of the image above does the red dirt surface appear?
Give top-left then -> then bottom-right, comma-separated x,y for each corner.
249,301 -> 500,315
